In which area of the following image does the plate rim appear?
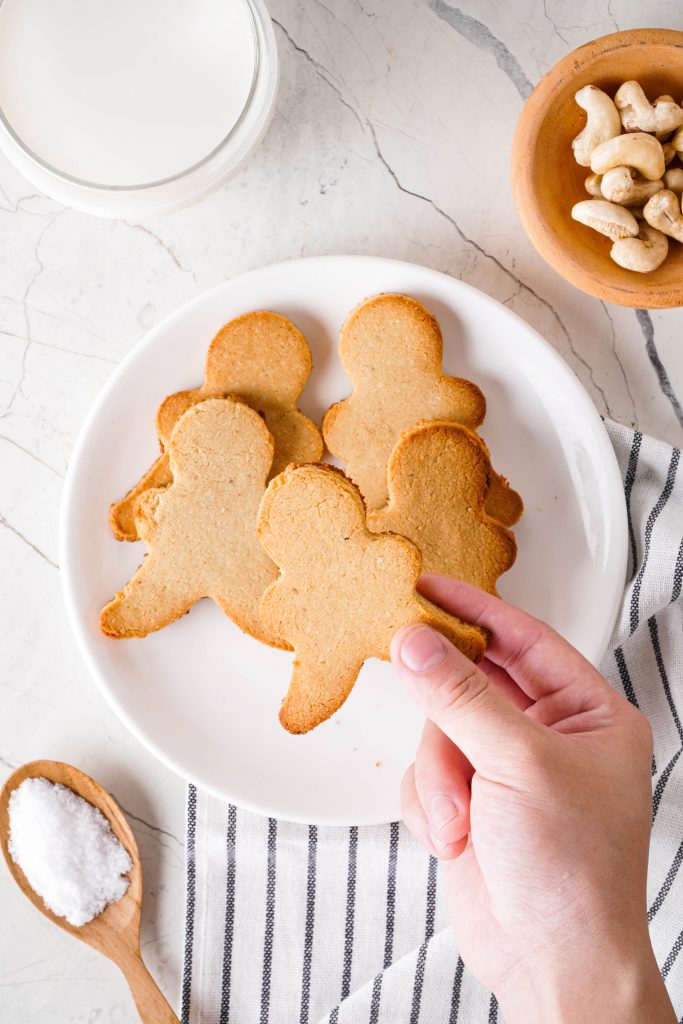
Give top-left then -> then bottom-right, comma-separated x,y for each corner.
59,254 -> 628,825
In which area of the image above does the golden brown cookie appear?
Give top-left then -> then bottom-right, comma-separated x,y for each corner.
110,312 -> 323,541
368,422 -> 517,594
257,463 -> 487,734
322,293 -> 486,510
101,397 -> 286,648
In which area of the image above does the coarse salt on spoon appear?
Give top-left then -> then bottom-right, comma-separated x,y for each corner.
0,759 -> 179,1023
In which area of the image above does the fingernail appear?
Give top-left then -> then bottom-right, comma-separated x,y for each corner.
429,794 -> 458,832
400,627 -> 446,673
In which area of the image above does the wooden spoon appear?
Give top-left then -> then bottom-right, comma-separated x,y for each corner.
0,760 -> 179,1024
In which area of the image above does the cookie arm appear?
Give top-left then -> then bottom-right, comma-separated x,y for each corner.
109,453 -> 173,541
414,597 -> 487,663
484,472 -> 524,527
100,553 -> 197,638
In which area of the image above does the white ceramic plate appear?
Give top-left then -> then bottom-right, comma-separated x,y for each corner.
60,256 -> 627,825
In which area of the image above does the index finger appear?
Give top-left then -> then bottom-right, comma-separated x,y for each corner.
418,574 -> 608,701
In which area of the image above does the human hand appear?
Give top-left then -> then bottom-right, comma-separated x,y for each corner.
392,575 -> 675,1024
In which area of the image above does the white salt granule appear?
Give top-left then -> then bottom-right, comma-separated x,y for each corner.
8,777 -> 132,927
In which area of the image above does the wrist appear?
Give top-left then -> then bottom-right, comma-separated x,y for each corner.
497,934 -> 674,1024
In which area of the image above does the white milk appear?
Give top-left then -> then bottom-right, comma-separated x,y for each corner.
0,0 -> 257,187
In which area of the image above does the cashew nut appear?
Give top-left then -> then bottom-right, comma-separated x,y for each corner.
600,166 -> 664,205
662,142 -> 677,165
654,98 -> 680,140
571,199 -> 639,240
572,85 -> 622,167
663,167 -> 683,196
614,81 -> 683,134
584,172 -> 603,197
590,132 -> 665,180
643,189 -> 683,242
671,125 -> 683,153
610,224 -> 669,271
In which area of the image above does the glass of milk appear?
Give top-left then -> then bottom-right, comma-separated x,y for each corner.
0,0 -> 278,218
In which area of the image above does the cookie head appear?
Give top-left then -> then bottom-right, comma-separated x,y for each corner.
169,396 -> 273,487
368,421 -> 517,594
205,311 -> 313,408
257,463 -> 366,567
339,293 -> 447,377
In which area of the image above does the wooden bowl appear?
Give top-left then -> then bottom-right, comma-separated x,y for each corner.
511,28 -> 683,308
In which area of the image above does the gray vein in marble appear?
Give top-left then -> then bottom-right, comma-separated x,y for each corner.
3,298 -> 109,345
426,0 -> 533,99
0,435 -> 64,478
635,310 -> 683,430
542,0 -> 570,45
123,222 -> 198,284
599,302 -> 638,426
607,0 -> 620,32
0,680 -> 61,710
272,19 -> 366,131
0,512 -> 58,569
30,338 -> 119,365
1,213 -> 65,419
311,0 -> 374,65
276,15 -> 612,415
0,755 -> 18,770
117,802 -> 183,849
0,189 -> 49,216
366,120 -> 614,415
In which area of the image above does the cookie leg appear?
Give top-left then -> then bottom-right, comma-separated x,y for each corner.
100,554 -> 197,638
279,653 -> 363,734
109,453 -> 173,541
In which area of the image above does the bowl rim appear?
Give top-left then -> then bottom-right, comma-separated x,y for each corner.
511,27 -> 683,309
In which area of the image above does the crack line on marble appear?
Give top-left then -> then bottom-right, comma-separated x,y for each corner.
599,302 -> 638,427
311,0 -> 374,65
30,338 -> 119,365
606,0 -> 619,33
541,0 -> 569,45
265,15 -> 611,415
635,310 -> 683,430
1,295 -> 109,345
0,954 -> 64,981
426,0 -> 533,100
0,512 -> 58,569
122,221 -> 199,284
0,189 -> 59,216
0,680 -> 61,709
0,329 -> 118,368
2,212 -> 66,417
366,121 -> 614,414
272,18 -> 365,129
117,801 -> 183,848
0,434 -> 64,478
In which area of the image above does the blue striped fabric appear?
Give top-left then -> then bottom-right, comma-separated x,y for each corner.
181,422 -> 683,1023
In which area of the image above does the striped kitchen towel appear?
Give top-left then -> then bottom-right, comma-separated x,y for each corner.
180,420 -> 683,1024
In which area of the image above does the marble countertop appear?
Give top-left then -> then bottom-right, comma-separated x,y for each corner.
1,0 -> 682,1019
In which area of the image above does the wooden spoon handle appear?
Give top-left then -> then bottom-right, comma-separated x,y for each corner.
119,951 -> 180,1024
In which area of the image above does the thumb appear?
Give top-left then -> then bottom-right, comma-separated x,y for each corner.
391,624 -> 541,774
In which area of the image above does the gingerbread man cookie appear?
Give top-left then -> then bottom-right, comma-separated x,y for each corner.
257,463 -> 486,733
101,397 -> 286,648
322,293 -> 522,526
368,422 -> 517,594
110,311 -> 323,541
